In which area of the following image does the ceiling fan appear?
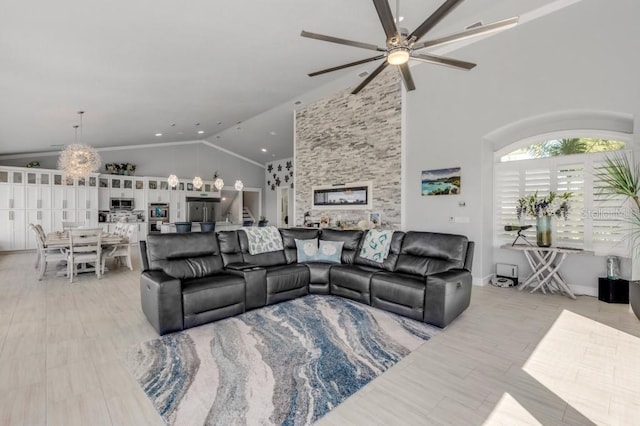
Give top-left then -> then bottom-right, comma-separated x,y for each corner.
301,0 -> 519,94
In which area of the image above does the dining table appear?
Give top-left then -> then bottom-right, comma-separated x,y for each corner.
45,231 -> 125,276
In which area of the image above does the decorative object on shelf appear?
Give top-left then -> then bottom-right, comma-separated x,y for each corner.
167,174 -> 179,188
26,161 -> 40,168
213,171 -> 224,190
369,212 -> 381,227
258,216 -> 269,227
58,111 -> 101,179
234,180 -> 244,191
421,167 -> 460,196
105,163 -> 136,175
516,191 -> 573,247
595,153 -> 640,320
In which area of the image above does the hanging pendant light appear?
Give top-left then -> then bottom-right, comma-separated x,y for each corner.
167,174 -> 179,188
193,144 -> 203,190
234,180 -> 244,191
193,176 -> 203,190
213,171 -> 224,190
58,111 -> 101,179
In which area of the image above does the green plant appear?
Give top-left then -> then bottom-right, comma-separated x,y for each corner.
595,153 -> 640,254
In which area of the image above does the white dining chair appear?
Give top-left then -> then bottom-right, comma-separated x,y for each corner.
101,223 -> 134,274
67,228 -> 102,283
29,224 -> 67,280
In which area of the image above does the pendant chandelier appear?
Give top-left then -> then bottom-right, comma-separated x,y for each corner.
234,180 -> 244,191
57,111 -> 101,179
193,144 -> 203,190
214,171 -> 224,190
167,174 -> 179,188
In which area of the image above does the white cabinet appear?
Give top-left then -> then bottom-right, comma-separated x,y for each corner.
170,190 -> 186,222
25,209 -> 53,249
0,209 -> 26,251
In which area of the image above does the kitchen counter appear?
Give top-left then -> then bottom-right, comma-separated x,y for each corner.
160,222 -> 243,233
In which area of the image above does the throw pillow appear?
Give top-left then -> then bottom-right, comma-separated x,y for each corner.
295,238 -> 318,263
316,240 -> 344,263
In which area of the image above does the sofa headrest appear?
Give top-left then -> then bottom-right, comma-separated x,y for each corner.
238,229 -> 286,267
216,231 -> 243,266
320,229 -> 363,264
354,231 -> 405,271
395,232 -> 468,276
146,233 -> 224,279
280,228 -> 321,264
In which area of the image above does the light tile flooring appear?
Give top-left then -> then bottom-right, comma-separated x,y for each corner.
1,251 -> 639,425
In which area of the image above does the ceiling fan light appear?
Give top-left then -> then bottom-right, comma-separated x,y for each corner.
387,47 -> 410,65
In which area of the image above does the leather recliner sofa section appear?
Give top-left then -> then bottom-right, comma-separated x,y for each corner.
139,228 -> 474,335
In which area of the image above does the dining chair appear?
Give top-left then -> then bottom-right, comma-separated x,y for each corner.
30,224 -> 67,280
67,228 -> 102,283
101,223 -> 134,274
62,221 -> 85,231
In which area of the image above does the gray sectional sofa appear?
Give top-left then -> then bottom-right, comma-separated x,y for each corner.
139,228 -> 474,335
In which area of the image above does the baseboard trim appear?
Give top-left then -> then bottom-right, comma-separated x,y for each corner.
568,284 -> 597,297
473,274 -> 493,287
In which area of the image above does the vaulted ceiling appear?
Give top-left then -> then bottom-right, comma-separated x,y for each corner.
0,0 -> 576,163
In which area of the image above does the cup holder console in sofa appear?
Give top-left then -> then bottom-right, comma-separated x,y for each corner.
139,228 -> 474,335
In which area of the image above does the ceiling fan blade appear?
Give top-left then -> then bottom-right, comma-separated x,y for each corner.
409,0 -> 465,42
308,55 -> 385,77
301,30 -> 384,52
352,61 -> 389,94
412,53 -> 476,70
399,63 -> 416,91
412,17 -> 519,50
372,0 -> 399,42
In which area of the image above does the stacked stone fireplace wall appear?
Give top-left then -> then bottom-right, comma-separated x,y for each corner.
294,68 -> 402,229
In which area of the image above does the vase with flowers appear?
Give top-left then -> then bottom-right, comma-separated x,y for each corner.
516,191 -> 572,247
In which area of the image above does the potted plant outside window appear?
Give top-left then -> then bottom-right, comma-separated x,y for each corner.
596,153 -> 640,320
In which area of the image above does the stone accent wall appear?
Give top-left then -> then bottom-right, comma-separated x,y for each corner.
294,68 -> 402,229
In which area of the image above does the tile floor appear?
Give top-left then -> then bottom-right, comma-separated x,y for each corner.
1,250 -> 638,425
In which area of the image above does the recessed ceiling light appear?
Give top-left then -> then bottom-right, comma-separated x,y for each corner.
155,133 -> 162,137
170,123 -> 176,127
261,148 -> 267,152
398,16 -> 404,22
197,130 -> 204,134
269,131 -> 276,136
222,197 -> 226,201
194,122 -> 200,126
217,121 -> 222,125
294,100 -> 302,105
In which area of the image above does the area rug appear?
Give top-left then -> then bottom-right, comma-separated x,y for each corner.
123,295 -> 440,425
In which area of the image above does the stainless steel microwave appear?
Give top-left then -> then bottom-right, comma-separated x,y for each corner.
110,198 -> 134,210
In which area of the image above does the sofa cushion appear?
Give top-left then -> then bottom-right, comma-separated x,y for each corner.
316,240 -> 344,263
395,232 -> 468,277
182,274 -> 245,316
238,231 -> 286,266
306,262 -> 332,284
146,233 -> 224,279
329,264 -> 378,304
370,272 -> 426,321
320,229 -> 363,264
295,238 -> 318,263
264,264 -> 310,305
354,231 -> 405,272
280,228 -> 321,264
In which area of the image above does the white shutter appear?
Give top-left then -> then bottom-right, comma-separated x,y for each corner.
494,149 -> 633,256
555,163 -> 585,247
590,157 -> 630,256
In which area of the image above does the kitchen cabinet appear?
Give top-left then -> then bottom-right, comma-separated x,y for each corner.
170,189 -> 186,222
109,176 -> 134,198
0,209 -> 26,251
25,209 -> 53,249
147,178 -> 170,203
0,169 -> 25,210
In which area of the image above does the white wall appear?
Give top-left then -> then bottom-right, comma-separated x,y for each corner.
404,0 -> 640,291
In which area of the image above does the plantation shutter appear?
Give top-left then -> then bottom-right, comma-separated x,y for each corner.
494,151 -> 633,257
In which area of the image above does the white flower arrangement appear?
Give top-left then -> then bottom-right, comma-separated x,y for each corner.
516,191 -> 572,219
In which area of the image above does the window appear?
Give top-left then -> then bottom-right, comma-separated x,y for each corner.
495,136 -> 631,256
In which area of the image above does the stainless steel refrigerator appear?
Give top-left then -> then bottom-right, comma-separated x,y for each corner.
186,200 -> 216,222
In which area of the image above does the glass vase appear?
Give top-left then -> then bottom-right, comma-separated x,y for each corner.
536,215 -> 552,247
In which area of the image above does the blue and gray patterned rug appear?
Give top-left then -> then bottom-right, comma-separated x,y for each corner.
124,295 -> 440,425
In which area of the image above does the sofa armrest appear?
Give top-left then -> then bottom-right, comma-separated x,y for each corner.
225,267 -> 267,310
140,270 -> 183,335
424,269 -> 472,328
226,262 -> 260,271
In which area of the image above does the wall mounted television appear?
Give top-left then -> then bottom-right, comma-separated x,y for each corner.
312,182 -> 372,210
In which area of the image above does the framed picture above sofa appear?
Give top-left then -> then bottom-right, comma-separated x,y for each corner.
312,181 -> 372,210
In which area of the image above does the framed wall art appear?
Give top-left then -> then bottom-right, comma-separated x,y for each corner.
421,167 -> 460,196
